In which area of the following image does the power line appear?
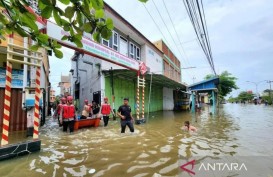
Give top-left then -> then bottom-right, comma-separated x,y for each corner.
142,2 -> 194,82
161,0 -> 196,79
142,3 -> 172,49
151,0 -> 197,80
200,0 -> 215,70
182,0 -> 216,75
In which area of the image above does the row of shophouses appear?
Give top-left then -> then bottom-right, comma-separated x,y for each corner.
70,3 -> 189,114
0,2 -> 189,132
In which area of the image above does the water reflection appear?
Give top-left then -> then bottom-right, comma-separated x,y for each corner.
0,104 -> 272,176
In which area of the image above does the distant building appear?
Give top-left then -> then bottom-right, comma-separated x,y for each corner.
50,89 -> 56,103
58,75 -> 71,96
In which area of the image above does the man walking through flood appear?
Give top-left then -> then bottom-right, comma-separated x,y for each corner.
117,98 -> 134,133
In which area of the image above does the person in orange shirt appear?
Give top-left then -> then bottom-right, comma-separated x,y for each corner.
100,97 -> 114,127
183,121 -> 197,132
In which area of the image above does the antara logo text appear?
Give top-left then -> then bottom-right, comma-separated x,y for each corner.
180,160 -> 248,175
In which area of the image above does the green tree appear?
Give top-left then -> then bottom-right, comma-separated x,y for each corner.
228,96 -> 239,103
205,71 -> 239,98
0,0 -> 148,58
237,91 -> 254,102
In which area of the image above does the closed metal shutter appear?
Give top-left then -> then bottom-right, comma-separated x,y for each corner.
0,88 -> 27,132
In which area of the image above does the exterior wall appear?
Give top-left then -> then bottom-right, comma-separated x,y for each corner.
154,40 -> 181,83
141,45 -> 163,74
71,55 -> 102,111
163,87 -> 174,110
59,75 -> 71,96
101,60 -> 125,70
104,76 -> 163,114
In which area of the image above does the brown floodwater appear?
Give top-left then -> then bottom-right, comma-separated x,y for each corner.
0,103 -> 273,177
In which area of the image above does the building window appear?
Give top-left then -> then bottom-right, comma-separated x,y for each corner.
102,30 -> 118,51
136,47 -> 140,60
113,31 -> 118,51
102,39 -> 109,47
130,42 -> 140,60
119,36 -> 128,56
130,43 -> 134,58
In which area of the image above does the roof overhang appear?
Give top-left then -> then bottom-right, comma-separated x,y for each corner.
188,77 -> 220,93
102,69 -> 187,90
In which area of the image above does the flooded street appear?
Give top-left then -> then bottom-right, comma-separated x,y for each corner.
0,104 -> 273,177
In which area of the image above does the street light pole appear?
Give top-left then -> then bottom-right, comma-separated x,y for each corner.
246,80 -> 265,98
266,80 -> 273,103
147,72 -> 153,121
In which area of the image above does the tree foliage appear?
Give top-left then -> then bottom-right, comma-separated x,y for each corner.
0,0 -> 148,58
237,91 -> 254,101
205,71 -> 239,98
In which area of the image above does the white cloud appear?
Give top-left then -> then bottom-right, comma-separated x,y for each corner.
49,47 -> 74,95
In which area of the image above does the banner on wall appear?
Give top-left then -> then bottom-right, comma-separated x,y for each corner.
47,21 -> 140,71
0,67 -> 24,88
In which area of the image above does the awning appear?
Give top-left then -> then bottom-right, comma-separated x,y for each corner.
188,77 -> 219,93
102,69 -> 187,90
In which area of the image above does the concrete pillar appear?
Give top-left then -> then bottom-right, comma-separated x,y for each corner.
191,92 -> 195,113
212,90 -> 216,114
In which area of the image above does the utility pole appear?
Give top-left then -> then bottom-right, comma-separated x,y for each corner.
266,80 -> 273,103
246,81 -> 265,98
192,77 -> 196,84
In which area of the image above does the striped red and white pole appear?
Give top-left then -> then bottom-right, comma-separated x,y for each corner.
142,76 -> 145,120
136,75 -> 140,120
1,61 -> 12,146
33,66 -> 41,139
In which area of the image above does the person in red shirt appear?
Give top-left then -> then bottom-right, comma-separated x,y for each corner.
61,96 -> 76,133
54,97 -> 66,127
100,97 -> 114,127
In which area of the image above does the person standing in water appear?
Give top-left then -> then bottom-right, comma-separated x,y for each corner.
54,97 -> 66,127
100,97 -> 114,127
81,99 -> 91,119
117,98 -> 134,133
183,121 -> 197,132
91,100 -> 100,118
61,96 -> 76,133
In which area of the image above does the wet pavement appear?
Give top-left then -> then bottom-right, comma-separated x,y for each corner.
0,103 -> 272,177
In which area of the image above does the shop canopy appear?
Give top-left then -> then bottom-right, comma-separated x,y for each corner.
102,69 -> 187,90
188,77 -> 219,93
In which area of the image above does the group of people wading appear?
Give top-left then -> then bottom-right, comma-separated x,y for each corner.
54,96 -> 76,133
53,96 -> 134,133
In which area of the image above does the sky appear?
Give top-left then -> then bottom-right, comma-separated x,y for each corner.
49,0 -> 273,97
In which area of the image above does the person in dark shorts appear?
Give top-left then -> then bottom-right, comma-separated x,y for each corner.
100,97 -> 114,127
117,98 -> 134,133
